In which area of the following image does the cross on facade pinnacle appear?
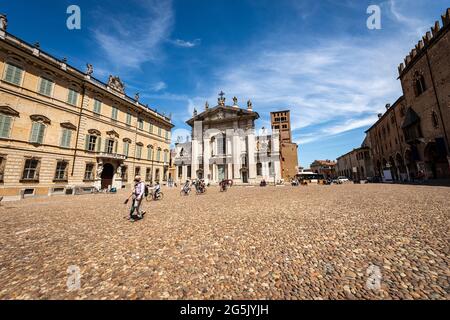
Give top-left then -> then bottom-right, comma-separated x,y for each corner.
218,91 -> 225,99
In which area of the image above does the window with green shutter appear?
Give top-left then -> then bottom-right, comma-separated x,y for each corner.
158,127 -> 162,136
126,113 -> 132,125
164,151 -> 168,163
93,99 -> 102,114
123,142 -> 130,157
165,130 -> 169,140
67,89 -> 78,105
149,123 -> 153,133
156,149 -> 161,162
111,107 -> 118,120
30,122 -> 46,144
138,118 -> 144,130
60,129 -> 72,148
3,63 -> 24,86
147,146 -> 153,160
136,145 -> 142,159
0,114 -> 12,138
38,77 -> 53,96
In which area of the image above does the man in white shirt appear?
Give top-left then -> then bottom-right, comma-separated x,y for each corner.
128,176 -> 146,221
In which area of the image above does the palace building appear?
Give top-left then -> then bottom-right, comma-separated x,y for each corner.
0,14 -> 173,200
337,8 -> 450,182
173,93 -> 281,185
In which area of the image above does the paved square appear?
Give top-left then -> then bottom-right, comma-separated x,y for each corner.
0,184 -> 448,300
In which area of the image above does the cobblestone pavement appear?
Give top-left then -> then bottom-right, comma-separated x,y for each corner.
0,184 -> 448,300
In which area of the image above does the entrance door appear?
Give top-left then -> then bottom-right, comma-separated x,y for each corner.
218,165 -> 225,181
242,170 -> 248,183
101,163 -> 115,189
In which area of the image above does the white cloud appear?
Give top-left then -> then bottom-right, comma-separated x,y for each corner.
92,0 -> 174,69
170,38 -> 201,48
150,81 -> 168,92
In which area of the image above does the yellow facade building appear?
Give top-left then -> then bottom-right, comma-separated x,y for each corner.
0,15 -> 173,200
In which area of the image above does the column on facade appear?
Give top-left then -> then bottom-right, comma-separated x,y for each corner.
203,137 -> 211,184
226,133 -> 233,179
247,127 -> 256,180
182,165 -> 187,182
191,139 -> 199,180
232,123 -> 241,180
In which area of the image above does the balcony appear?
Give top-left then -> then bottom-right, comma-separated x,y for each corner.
96,152 -> 127,160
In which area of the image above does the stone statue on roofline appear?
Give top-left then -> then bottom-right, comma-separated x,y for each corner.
0,14 -> 8,31
86,63 -> 94,76
233,96 -> 238,106
247,100 -> 253,110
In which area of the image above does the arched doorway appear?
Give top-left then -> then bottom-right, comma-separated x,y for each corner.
396,153 -> 406,181
424,142 -> 449,179
241,168 -> 248,183
404,149 -> 416,180
388,156 -> 397,181
101,163 -> 115,189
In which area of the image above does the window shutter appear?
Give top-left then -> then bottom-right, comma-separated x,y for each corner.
13,67 -> 23,85
0,115 -> 12,138
30,123 -> 39,142
114,140 -> 118,154
5,64 -> 15,83
85,135 -> 89,150
66,130 -> 72,147
37,124 -> 45,144
104,139 -> 108,152
97,137 -> 102,152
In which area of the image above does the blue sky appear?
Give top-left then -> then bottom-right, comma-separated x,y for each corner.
1,0 -> 448,167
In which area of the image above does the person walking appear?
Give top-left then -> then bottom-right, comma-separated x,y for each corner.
125,175 -> 146,221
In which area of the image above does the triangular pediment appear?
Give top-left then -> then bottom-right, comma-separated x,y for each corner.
187,105 -> 259,126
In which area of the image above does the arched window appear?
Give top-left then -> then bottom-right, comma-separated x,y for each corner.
431,111 -> 439,128
414,72 -> 426,96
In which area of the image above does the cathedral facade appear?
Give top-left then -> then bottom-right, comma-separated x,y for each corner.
173,93 -> 281,185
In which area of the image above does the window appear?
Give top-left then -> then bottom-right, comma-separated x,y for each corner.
156,148 -> 161,162
414,72 -> 426,96
54,161 -> 68,181
93,99 -> 102,114
123,141 -> 130,157
126,112 -> 132,125
158,127 -> 162,136
111,106 -> 118,120
136,145 -> 142,159
3,63 -> 24,85
29,122 -> 46,144
84,163 -> 95,181
0,114 -> 12,138
22,158 -> 40,181
121,166 -> 128,182
257,163 -> 263,176
432,111 -> 439,128
163,150 -> 168,164
149,123 -> 153,133
135,167 -> 141,177
105,139 -> 115,154
147,146 -> 154,160
0,156 -> 6,182
60,128 -> 72,148
178,166 -> 183,178
165,130 -> 169,140
146,168 -> 152,182
138,118 -> 144,130
85,135 -> 98,152
38,77 -> 54,96
67,89 -> 78,106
